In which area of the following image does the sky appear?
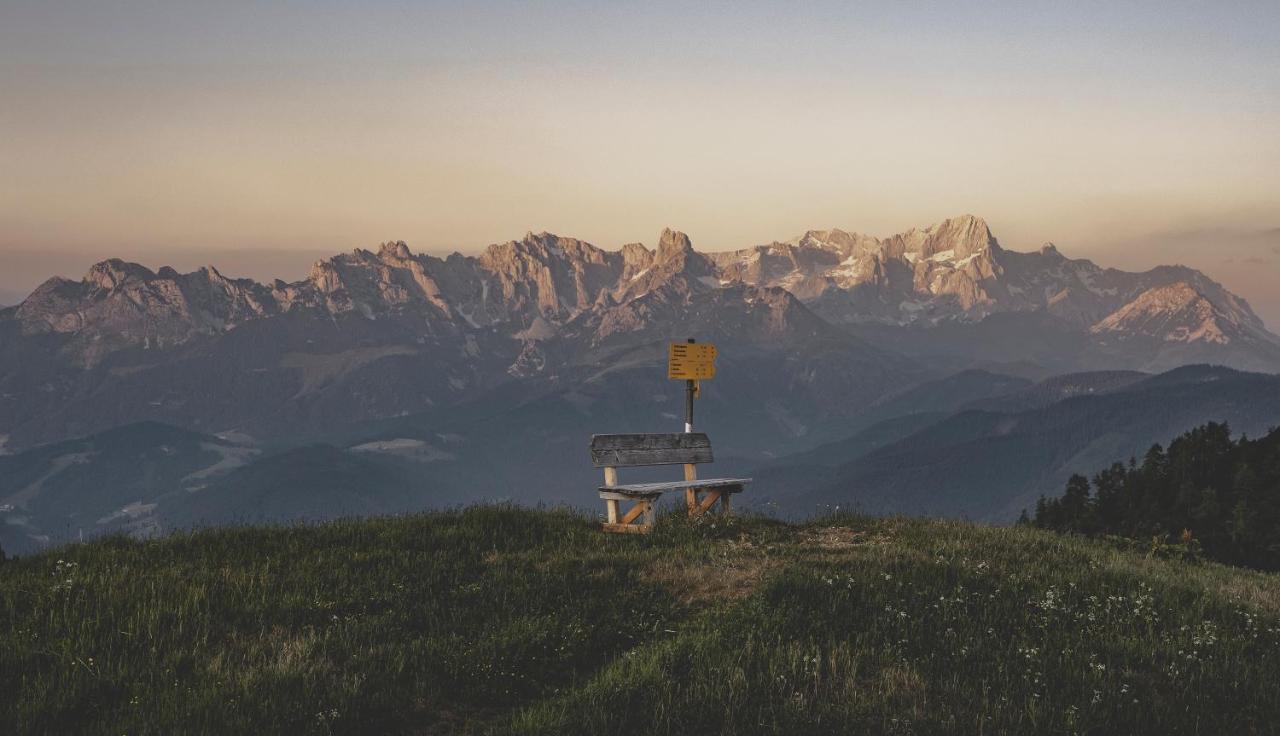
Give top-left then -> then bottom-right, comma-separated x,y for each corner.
1,1 -> 1278,322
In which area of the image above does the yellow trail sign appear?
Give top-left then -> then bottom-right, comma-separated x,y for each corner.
668,342 -> 717,380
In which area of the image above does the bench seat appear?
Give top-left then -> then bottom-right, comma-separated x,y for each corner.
599,478 -> 750,497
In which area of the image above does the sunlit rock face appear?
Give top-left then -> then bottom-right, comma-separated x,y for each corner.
12,215 -> 1272,356
715,214 -> 1272,344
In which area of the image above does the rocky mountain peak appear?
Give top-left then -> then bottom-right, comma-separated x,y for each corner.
199,264 -> 229,282
657,228 -> 694,259
482,232 -> 605,268
620,242 -> 653,266
1091,282 -> 1236,344
522,231 -> 555,251
85,259 -> 157,291
307,259 -> 343,294
873,214 -> 994,265
796,229 -> 881,257
656,229 -> 716,280
608,229 -> 716,302
923,214 -> 997,259
377,241 -> 413,260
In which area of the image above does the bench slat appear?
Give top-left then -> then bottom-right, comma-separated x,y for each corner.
590,433 -> 714,467
599,491 -> 665,501
599,477 -> 751,495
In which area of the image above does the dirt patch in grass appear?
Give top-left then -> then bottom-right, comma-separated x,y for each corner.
801,527 -> 869,550
646,541 -> 777,605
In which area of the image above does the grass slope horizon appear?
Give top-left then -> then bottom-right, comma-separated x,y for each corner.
4,507 -> 1280,734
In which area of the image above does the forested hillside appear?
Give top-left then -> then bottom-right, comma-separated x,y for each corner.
1034,422 -> 1280,570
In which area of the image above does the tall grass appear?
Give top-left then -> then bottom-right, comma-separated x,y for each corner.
3,507 -> 1279,734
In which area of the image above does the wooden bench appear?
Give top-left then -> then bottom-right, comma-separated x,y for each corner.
590,432 -> 751,534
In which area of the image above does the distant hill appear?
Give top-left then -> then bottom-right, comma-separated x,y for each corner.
0,361 -> 1053,555
960,370 -> 1149,413
0,422 -> 258,555
831,368 -> 1036,434
0,421 -> 465,556
5,364 -> 1278,555
781,365 -> 1280,520
163,444 -> 424,528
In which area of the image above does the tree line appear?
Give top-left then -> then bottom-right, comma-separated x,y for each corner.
1031,422 -> 1280,570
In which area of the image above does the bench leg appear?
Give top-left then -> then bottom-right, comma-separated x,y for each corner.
619,500 -> 648,525
685,489 -> 736,519
689,489 -> 723,518
601,497 -> 655,534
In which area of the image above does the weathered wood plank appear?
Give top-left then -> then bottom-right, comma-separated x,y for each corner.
592,433 -> 713,452
591,446 -> 714,467
589,433 -> 714,467
598,478 -> 749,494
606,498 -> 619,523
599,490 -> 664,501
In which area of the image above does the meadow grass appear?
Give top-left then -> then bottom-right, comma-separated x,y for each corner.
2,506 -> 1279,734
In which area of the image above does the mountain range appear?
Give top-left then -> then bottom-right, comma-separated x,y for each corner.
10,215 -> 1278,360
2,215 -> 1278,554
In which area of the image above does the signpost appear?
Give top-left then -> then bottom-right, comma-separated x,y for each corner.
667,341 -> 716,380
668,338 -> 716,433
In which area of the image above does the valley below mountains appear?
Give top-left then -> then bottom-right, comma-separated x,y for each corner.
3,215 -> 1279,555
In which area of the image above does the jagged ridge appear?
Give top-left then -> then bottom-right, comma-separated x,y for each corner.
6,216 -> 1277,369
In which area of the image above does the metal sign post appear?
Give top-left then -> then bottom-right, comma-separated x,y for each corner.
685,338 -> 695,433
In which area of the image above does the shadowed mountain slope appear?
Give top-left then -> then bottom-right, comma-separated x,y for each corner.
791,365 -> 1280,521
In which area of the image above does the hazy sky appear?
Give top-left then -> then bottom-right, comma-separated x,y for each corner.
2,1 -> 1278,321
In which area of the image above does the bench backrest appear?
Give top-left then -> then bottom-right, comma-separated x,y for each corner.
589,433 -> 714,468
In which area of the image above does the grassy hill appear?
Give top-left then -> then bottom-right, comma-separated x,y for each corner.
3,507 -> 1280,734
